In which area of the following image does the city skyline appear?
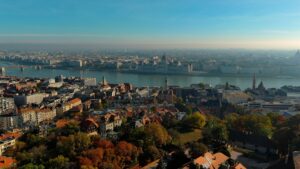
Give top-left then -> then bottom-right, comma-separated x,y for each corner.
0,0 -> 300,49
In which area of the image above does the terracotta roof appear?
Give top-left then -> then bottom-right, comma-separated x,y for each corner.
0,156 -> 16,169
56,119 -> 72,128
18,107 -> 36,114
0,132 -> 21,140
194,152 -> 214,167
69,98 -> 81,104
84,118 -> 99,128
211,152 -> 229,169
19,108 -> 54,114
233,163 -> 247,169
193,152 -> 229,169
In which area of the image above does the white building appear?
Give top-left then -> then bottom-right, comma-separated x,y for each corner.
0,138 -> 16,155
83,78 -> 97,86
18,108 -> 56,126
0,98 -> 15,115
14,93 -> 48,106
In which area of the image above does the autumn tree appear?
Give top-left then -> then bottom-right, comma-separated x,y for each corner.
144,123 -> 170,146
181,112 -> 206,131
82,148 -> 104,166
116,141 -> 139,167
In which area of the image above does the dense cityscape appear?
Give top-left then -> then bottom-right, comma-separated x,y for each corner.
0,50 -> 300,76
0,63 -> 298,168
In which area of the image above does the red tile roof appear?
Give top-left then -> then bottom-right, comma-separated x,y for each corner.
0,156 -> 16,168
0,132 -> 21,140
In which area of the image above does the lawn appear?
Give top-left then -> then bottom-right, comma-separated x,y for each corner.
174,129 -> 202,145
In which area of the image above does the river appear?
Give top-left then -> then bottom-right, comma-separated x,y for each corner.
1,61 -> 300,90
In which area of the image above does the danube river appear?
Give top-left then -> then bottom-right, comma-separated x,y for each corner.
1,61 -> 300,90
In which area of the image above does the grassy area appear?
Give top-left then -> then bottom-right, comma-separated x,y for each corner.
174,129 -> 202,145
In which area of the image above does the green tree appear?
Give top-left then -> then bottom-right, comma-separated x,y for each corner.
189,142 -> 208,158
225,114 -> 273,137
181,112 -> 206,130
139,145 -> 161,166
60,122 -> 80,136
19,163 -> 45,169
267,112 -> 286,127
74,132 -> 91,152
168,129 -> 180,144
204,117 -> 229,144
144,123 -> 170,146
47,155 -> 70,169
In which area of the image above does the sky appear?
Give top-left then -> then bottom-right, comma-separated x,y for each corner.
0,0 -> 300,49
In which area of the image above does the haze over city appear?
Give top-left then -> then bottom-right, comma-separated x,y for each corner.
0,0 -> 300,49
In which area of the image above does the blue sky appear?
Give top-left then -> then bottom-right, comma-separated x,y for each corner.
0,0 -> 300,49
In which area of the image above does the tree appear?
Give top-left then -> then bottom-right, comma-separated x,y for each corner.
116,141 -> 139,159
272,127 -> 294,155
29,145 -> 47,164
165,149 -> 189,169
83,148 -> 104,166
95,139 -> 114,149
267,112 -> 286,127
56,135 -> 76,157
144,123 -> 170,146
175,100 -> 192,114
204,118 -> 228,144
189,142 -> 208,158
139,145 -> 161,166
181,112 -> 206,130
74,132 -> 91,152
59,122 -> 80,136
47,155 -> 70,169
16,141 -> 27,152
225,114 -> 273,137
78,157 -> 93,167
224,113 -> 239,129
168,129 -> 180,144
272,114 -> 300,155
19,163 -> 45,169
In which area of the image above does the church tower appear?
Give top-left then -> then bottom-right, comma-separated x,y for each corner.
252,73 -> 256,90
164,77 -> 168,90
102,76 -> 108,86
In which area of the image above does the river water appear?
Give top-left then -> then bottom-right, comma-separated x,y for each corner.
1,61 -> 300,90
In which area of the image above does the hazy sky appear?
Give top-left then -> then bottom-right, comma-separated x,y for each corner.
0,0 -> 300,49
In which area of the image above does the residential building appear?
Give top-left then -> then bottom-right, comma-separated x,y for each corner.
0,98 -> 15,115
14,93 -> 48,107
0,114 -> 19,130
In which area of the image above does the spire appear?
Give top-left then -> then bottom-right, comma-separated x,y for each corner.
102,76 -> 108,85
252,73 -> 256,90
258,81 -> 265,91
164,77 -> 168,90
